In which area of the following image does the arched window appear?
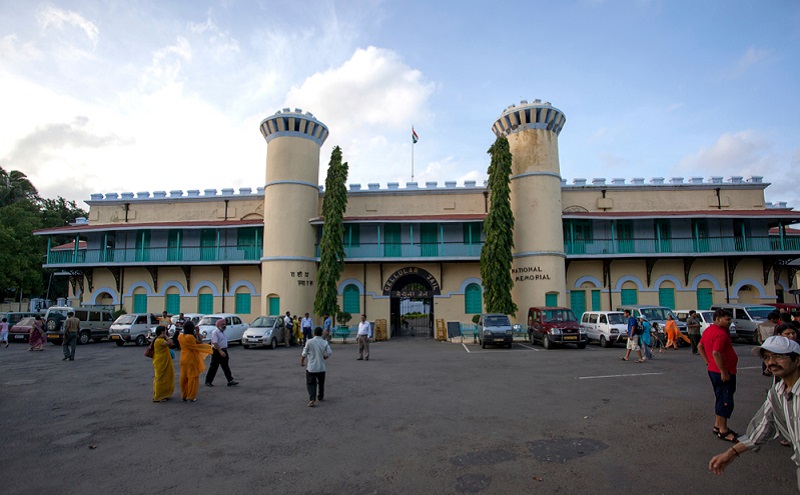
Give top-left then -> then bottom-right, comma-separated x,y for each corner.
464,283 -> 482,314
343,284 -> 360,314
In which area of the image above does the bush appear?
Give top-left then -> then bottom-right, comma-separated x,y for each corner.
471,314 -> 480,324
336,311 -> 352,326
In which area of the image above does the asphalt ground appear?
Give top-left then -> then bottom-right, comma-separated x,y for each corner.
1,336 -> 797,495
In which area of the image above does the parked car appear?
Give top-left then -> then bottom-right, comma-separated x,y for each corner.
580,311 -> 628,348
197,314 -> 249,344
109,313 -> 159,346
476,313 -> 514,349
528,307 -> 587,349
3,311 -> 44,327
710,304 -> 773,343
674,309 -> 737,339
9,317 -> 36,343
242,316 -> 286,349
44,306 -> 115,345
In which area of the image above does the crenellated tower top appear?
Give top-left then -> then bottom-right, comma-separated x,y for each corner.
492,99 -> 566,138
259,108 -> 329,146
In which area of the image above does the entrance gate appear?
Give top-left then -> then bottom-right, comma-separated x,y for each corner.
383,267 -> 441,338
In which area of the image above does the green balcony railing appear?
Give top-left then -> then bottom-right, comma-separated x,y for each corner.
46,244 -> 262,265
564,236 -> 800,255
315,241 -> 485,259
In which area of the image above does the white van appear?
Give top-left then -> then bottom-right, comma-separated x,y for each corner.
674,309 -> 737,339
580,311 -> 628,347
110,313 -> 159,346
710,304 -> 773,343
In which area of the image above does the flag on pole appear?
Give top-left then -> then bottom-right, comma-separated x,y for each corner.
412,126 -> 419,144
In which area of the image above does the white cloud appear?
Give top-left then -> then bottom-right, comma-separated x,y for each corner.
37,4 -> 99,47
188,16 -> 240,60
0,34 -> 42,62
731,46 -> 770,78
284,46 -> 437,185
142,37 -> 192,86
676,131 -> 773,174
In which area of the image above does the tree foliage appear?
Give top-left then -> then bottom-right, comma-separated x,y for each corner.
479,136 -> 517,317
314,146 -> 349,318
0,166 -> 86,302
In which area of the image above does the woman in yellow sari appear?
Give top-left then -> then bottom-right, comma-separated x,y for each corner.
152,326 -> 174,402
177,321 -> 213,402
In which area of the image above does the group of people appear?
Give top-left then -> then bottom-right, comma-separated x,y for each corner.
151,318 -> 238,403
620,311 -> 697,363
282,311 -> 339,346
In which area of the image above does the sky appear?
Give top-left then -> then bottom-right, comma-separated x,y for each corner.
1,1 -> 799,211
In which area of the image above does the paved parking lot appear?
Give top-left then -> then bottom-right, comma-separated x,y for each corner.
1,337 -> 796,494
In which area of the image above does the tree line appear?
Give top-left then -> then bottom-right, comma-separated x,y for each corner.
0,167 -> 86,304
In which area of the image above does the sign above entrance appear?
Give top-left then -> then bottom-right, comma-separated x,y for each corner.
391,290 -> 433,298
383,267 -> 441,295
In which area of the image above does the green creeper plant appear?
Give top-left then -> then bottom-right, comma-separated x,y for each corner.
479,136 -> 517,317
314,146 -> 349,318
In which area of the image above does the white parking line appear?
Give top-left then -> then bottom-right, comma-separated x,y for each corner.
578,372 -> 665,380
516,343 -> 540,351
739,366 -> 762,370
462,343 -> 471,353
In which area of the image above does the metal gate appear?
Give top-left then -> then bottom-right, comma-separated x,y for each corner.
397,293 -> 432,337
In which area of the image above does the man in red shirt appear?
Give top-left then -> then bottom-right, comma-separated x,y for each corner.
698,308 -> 738,442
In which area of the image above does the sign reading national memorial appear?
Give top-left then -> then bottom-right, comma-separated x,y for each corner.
513,266 -> 551,282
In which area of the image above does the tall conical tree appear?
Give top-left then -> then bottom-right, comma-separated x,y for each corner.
314,146 -> 349,318
479,136 -> 517,316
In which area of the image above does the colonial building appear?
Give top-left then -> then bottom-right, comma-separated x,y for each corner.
35,101 -> 800,336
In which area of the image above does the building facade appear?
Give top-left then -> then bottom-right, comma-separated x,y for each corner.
36,101 -> 800,336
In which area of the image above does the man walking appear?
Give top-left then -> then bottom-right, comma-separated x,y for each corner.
322,313 -> 332,342
205,319 -> 238,387
686,310 -> 702,354
356,314 -> 372,361
709,336 -> 800,490
62,311 -> 80,361
301,327 -> 332,407
698,308 -> 737,443
301,312 -> 313,345
620,310 -> 644,363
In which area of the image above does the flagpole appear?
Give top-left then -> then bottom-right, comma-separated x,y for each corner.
411,125 -> 417,182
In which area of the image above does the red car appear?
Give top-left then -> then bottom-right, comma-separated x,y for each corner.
9,317 -> 36,343
527,306 -> 588,349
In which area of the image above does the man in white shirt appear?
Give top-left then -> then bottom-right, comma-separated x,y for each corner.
301,327 -> 332,407
356,314 -> 372,361
205,318 -> 238,387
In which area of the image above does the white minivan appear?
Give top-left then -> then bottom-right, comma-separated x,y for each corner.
580,311 -> 628,347
675,309 -> 738,339
110,313 -> 159,346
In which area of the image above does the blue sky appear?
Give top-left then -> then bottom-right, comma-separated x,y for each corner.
1,1 -> 798,210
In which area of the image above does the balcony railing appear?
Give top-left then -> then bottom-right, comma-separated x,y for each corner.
44,235 -> 800,266
46,245 -> 262,265
316,242 -> 485,259
564,236 -> 800,255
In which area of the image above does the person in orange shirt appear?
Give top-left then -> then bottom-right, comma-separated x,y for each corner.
177,321 -> 213,402
665,314 -> 680,349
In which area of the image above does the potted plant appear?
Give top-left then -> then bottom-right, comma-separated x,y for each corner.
336,311 -> 352,341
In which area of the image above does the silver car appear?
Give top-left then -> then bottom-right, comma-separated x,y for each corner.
242,316 -> 285,349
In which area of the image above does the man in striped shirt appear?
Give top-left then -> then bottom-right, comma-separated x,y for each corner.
709,336 -> 800,491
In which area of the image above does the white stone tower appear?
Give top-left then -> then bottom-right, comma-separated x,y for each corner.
492,100 -> 567,311
259,108 -> 329,316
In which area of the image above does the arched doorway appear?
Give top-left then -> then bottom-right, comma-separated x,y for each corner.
383,267 -> 441,337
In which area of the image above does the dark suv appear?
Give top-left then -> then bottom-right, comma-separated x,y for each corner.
527,306 -> 587,349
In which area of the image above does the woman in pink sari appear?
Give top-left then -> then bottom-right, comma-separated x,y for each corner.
28,316 -> 47,351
